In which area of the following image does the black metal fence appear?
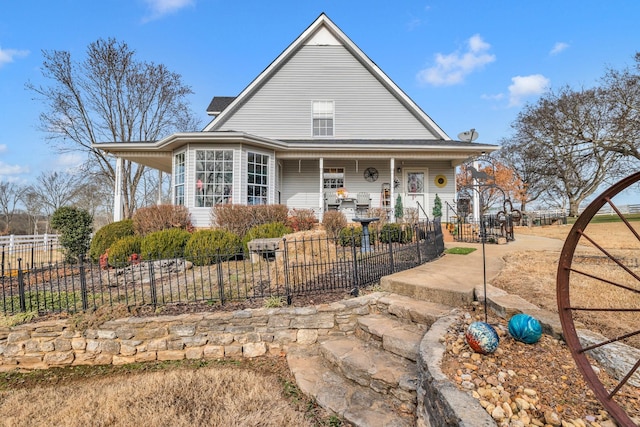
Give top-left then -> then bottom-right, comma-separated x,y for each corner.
0,220 -> 444,317
445,214 -> 516,243
1,234 -> 62,277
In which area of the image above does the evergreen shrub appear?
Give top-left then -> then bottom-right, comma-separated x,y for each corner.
185,229 -> 243,265
89,219 -> 135,262
140,228 -> 191,259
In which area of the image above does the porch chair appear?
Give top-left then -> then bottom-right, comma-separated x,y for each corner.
355,192 -> 371,215
325,191 -> 340,211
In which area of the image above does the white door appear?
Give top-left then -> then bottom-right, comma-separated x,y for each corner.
404,169 -> 428,219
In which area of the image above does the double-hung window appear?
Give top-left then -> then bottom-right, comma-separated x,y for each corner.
312,100 -> 334,137
195,149 -> 233,207
247,152 -> 268,205
173,152 -> 185,206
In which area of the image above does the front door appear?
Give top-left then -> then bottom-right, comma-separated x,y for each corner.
404,169 -> 427,219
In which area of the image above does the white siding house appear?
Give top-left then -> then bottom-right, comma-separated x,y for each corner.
95,13 -> 498,228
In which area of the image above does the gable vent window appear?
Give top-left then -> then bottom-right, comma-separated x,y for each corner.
312,100 -> 334,137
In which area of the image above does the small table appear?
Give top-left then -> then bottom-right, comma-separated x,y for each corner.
352,217 -> 379,253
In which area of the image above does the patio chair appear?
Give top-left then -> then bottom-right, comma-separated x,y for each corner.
325,191 -> 340,211
355,192 -> 371,214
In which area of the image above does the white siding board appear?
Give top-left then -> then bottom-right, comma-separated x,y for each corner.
215,45 -> 436,139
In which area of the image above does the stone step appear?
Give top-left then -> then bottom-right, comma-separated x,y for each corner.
287,345 -> 415,427
319,337 -> 418,411
356,314 -> 425,361
376,293 -> 453,327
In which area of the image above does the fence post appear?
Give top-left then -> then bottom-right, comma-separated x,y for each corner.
1,244 -> 4,277
216,250 -> 225,305
388,228 -> 395,273
350,230 -> 359,296
148,260 -> 157,307
415,224 -> 422,265
79,255 -> 88,311
282,238 -> 292,305
17,258 -> 26,312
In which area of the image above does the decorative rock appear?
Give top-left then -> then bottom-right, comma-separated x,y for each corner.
491,405 -> 506,421
544,409 -> 562,426
465,322 -> 500,354
508,313 -> 542,344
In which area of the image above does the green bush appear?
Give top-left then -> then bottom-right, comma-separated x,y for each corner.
432,193 -> 442,218
108,235 -> 143,266
133,204 -> 192,236
322,211 -> 347,240
89,219 -> 135,262
140,228 -> 192,259
241,222 -> 292,252
379,223 -> 412,244
185,229 -> 243,265
50,206 -> 93,262
338,226 -> 363,247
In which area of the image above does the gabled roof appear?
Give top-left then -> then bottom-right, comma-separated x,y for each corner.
203,13 -> 451,140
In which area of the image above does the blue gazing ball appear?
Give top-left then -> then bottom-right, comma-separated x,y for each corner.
465,321 -> 499,354
508,313 -> 542,344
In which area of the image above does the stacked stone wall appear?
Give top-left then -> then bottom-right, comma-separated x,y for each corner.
0,295 -> 380,371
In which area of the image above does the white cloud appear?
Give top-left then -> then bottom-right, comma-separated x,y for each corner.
481,93 -> 505,101
0,161 -> 29,176
0,144 -> 7,153
417,34 -> 496,86
0,47 -> 29,68
508,74 -> 550,107
51,153 -> 85,172
142,0 -> 195,22
550,42 -> 569,56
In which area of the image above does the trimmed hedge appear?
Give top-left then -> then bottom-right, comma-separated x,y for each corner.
89,220 -> 135,262
108,235 -> 143,266
185,229 -> 243,265
140,228 -> 192,259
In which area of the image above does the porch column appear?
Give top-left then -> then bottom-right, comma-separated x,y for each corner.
473,160 -> 481,221
319,158 -> 324,219
157,170 -> 163,205
390,158 -> 395,221
113,156 -> 124,222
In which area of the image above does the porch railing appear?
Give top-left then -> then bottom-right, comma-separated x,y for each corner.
0,220 -> 444,317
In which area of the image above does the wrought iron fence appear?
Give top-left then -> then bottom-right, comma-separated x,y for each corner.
444,214 -> 516,243
0,220 -> 444,316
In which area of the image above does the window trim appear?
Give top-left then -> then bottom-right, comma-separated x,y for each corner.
194,149 -> 234,207
312,100 -> 334,137
247,151 -> 269,205
173,151 -> 186,206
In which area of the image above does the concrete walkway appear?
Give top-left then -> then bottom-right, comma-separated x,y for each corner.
381,234 -> 566,308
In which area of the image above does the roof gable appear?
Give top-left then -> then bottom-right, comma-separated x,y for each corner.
204,13 -> 450,140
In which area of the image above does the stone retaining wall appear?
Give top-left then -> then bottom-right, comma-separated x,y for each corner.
0,296 -> 383,371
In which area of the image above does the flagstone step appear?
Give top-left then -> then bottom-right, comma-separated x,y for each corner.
319,337 -> 418,412
355,314 -> 426,361
287,345 -> 415,427
376,293 -> 453,327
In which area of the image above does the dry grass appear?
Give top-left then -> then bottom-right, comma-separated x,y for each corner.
494,222 -> 640,348
0,359 -> 330,427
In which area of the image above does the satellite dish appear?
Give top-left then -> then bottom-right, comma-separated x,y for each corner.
458,128 -> 479,142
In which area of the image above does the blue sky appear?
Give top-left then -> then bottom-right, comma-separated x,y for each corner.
1,0 -> 639,185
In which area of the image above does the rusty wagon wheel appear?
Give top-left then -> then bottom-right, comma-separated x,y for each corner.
557,171 -> 640,427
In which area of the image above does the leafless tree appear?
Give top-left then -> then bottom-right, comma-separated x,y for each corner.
0,181 -> 28,234
27,38 -> 199,219
597,52 -> 640,169
26,171 -> 84,218
502,86 -> 621,216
